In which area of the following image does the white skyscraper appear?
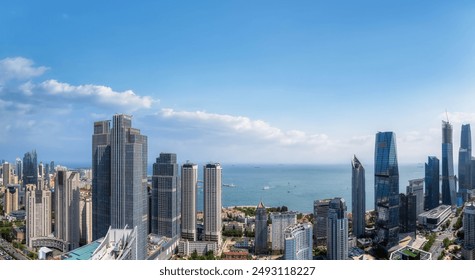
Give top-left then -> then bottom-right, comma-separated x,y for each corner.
271,212 -> 297,252
203,163 -> 222,246
284,222 -> 313,260
463,202 -> 475,260
181,163 -> 198,241
26,184 -> 52,248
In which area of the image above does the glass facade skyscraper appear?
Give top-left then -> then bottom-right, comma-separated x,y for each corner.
22,150 -> 38,186
374,131 -> 399,247
425,156 -> 440,210
351,155 -> 365,238
441,121 -> 457,206
152,153 -> 181,239
327,198 -> 348,260
459,124 -> 472,202
255,201 -> 268,255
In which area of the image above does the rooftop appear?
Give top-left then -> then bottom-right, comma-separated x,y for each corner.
62,239 -> 102,260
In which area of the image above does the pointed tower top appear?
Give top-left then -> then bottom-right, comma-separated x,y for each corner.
257,201 -> 265,209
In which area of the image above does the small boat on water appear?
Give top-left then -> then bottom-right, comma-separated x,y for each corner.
262,186 -> 270,190
223,183 -> 237,187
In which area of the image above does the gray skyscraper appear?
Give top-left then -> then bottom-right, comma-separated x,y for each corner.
26,184 -> 52,248
375,131 -> 399,247
92,114 -> 148,259
23,150 -> 38,186
203,163 -> 222,246
152,153 -> 181,239
425,156 -> 440,210
459,124 -> 472,202
351,156 -> 365,238
181,162 -> 198,241
255,201 -> 268,255
327,197 -> 348,260
441,120 -> 457,206
314,199 -> 331,246
407,179 -> 424,216
110,114 -> 148,260
463,202 -> 475,260
92,120 -> 111,240
55,168 -> 80,251
15,158 -> 22,181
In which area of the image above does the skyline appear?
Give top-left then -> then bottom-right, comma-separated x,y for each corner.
2,1 -> 475,165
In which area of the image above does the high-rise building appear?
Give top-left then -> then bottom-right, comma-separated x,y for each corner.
110,114 -> 148,260
92,120 -> 111,241
23,150 -> 38,186
55,169 -> 80,251
425,156 -> 440,210
255,201 -> 268,255
441,121 -> 457,206
4,185 -> 19,214
2,163 -> 12,186
351,156 -> 365,238
327,198 -> 348,260
15,158 -> 22,181
314,199 -> 331,246
203,163 -> 222,246
79,190 -> 92,246
463,202 -> 475,260
459,124 -> 472,202
407,179 -> 424,216
271,212 -> 297,252
26,184 -> 52,248
92,115 -> 148,259
38,162 -> 44,179
152,153 -> 181,239
374,131 -> 399,247
284,223 -> 313,260
181,163 -> 198,241
399,193 -> 416,233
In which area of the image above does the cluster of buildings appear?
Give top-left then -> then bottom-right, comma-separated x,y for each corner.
3,114 -> 475,261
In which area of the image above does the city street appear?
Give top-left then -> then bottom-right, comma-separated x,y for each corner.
0,238 -> 29,260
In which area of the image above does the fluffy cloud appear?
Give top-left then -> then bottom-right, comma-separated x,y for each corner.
160,108 -> 330,147
37,79 -> 155,112
0,57 -> 48,83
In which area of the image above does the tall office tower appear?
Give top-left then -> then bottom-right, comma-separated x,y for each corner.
407,179 -> 424,216
399,193 -> 416,233
38,162 -> 44,178
374,131 -> 399,247
110,114 -> 148,260
472,157 -> 475,190
425,156 -> 440,210
463,202 -> 475,259
255,201 -> 268,255
4,185 -> 19,214
459,124 -> 472,202
23,150 -> 38,186
351,156 -> 365,238
55,169 -> 80,251
181,163 -> 198,241
92,120 -> 111,241
284,223 -> 313,260
26,184 -> 52,248
271,212 -> 297,252
15,158 -> 22,181
45,163 -> 50,177
3,163 -> 12,186
203,163 -> 222,246
50,161 -> 55,174
441,121 -> 457,206
152,153 -> 181,239
327,198 -> 349,260
79,190 -> 93,245
314,199 -> 331,246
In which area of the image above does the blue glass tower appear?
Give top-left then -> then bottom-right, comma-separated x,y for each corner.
374,132 -> 399,247
458,124 -> 472,202
424,156 -> 440,210
441,121 -> 457,206
22,150 -> 38,186
351,155 -> 365,238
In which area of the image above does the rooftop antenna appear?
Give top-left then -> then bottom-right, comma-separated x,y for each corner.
445,109 -> 450,123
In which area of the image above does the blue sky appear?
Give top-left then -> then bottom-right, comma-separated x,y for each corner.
1,1 -> 475,165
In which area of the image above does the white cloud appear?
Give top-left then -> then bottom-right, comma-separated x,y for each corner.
0,57 -> 48,82
442,111 -> 475,125
160,108 -> 330,147
37,79 -> 156,112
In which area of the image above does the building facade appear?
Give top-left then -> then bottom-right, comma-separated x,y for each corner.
425,156 -> 440,210
55,169 -> 80,251
203,163 -> 222,246
181,163 -> 198,241
152,153 -> 181,239
463,202 -> 475,260
441,120 -> 457,206
254,201 -> 268,255
327,198 -> 348,260
284,223 -> 313,260
22,150 -> 38,186
26,184 -> 52,248
459,124 -> 472,202
374,131 -> 399,247
314,199 -> 331,246
407,179 -> 424,216
351,156 -> 365,238
271,212 -> 297,252
399,193 -> 416,233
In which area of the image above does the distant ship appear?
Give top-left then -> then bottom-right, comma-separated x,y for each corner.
223,183 -> 237,188
262,186 -> 270,190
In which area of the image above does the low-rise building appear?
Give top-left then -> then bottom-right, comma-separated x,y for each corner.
418,205 -> 451,229
389,245 -> 432,260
